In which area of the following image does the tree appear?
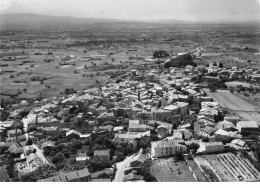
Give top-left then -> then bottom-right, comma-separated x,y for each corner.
52,152 -> 64,164
174,152 -> 184,161
153,50 -> 170,59
189,143 -> 199,151
0,110 -> 10,121
87,150 -> 94,156
202,136 -> 209,142
138,136 -> 152,149
219,62 -> 224,68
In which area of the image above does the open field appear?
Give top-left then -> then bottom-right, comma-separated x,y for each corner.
150,158 -> 196,182
203,89 -> 260,123
194,152 -> 260,182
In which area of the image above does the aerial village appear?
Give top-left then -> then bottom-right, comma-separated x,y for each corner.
1,51 -> 260,182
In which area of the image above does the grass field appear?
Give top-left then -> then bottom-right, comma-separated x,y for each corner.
150,158 -> 196,182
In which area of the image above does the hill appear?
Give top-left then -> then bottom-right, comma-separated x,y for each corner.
164,53 -> 195,68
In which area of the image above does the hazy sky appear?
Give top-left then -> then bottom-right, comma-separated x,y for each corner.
0,0 -> 260,22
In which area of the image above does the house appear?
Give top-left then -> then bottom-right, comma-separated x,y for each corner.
178,123 -> 192,130
95,125 -> 113,136
129,154 -> 146,168
216,121 -> 237,131
236,121 -> 259,134
231,139 -> 246,147
172,131 -> 183,140
123,172 -> 143,182
197,142 -> 224,154
113,126 -> 124,133
128,124 -> 152,132
66,130 -> 81,140
38,168 -> 91,182
7,129 -> 22,138
96,105 -> 107,115
224,116 -> 240,125
42,127 -> 59,136
94,150 -> 110,161
200,126 -> 217,137
178,129 -> 193,140
113,134 -> 138,150
113,134 -> 136,144
41,141 -> 55,150
162,105 -> 179,114
151,140 -> 187,158
157,121 -> 173,138
214,129 -> 230,137
8,142 -> 24,155
174,102 -> 189,117
6,135 -> 27,143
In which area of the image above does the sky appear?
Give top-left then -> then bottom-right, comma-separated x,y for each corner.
0,0 -> 260,22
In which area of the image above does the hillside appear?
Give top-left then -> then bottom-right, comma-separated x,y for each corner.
164,53 -> 195,68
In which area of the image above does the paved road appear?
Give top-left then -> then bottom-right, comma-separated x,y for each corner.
113,149 -> 142,182
203,89 -> 260,123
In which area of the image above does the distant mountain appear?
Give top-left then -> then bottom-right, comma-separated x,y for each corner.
0,13 -> 192,28
0,13 -> 128,28
164,54 -> 195,68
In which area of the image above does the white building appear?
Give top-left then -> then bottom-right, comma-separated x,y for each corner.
197,142 -> 224,154
151,140 -> 187,158
236,121 -> 259,134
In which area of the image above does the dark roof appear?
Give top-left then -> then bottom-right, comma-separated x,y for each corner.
123,172 -> 143,182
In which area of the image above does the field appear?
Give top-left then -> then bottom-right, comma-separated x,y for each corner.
1,21 -> 259,100
203,89 -> 260,124
194,152 -> 260,182
150,158 -> 196,182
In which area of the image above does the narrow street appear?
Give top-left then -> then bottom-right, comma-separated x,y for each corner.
113,149 -> 142,182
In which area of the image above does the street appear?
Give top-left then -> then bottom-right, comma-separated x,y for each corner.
113,149 -> 142,182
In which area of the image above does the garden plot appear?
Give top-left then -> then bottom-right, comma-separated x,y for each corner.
195,152 -> 260,182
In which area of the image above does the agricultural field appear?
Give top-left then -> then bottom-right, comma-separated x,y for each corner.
194,152 -> 260,182
150,158 -> 196,182
203,89 -> 260,124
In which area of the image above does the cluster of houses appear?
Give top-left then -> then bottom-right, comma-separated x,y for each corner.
0,63 -> 260,182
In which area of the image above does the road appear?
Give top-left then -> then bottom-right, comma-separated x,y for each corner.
203,89 -> 260,123
113,149 -> 142,182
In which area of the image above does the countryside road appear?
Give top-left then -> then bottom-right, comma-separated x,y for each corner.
113,149 -> 142,182
203,89 -> 260,124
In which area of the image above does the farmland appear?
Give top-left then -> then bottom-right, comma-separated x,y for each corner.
203,89 -> 260,124
194,152 -> 260,182
150,158 -> 196,182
